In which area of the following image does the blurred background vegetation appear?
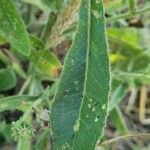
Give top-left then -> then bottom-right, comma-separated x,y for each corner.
0,0 -> 150,150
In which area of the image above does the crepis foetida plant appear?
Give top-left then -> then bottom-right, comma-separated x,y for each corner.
0,0 -> 110,149
1,0 -> 150,149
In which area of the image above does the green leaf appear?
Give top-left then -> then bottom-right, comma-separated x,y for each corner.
0,68 -> 16,91
0,95 -> 37,112
113,71 -> 150,86
28,77 -> 44,96
107,28 -> 150,73
29,35 -> 45,51
29,35 -> 61,77
109,83 -> 128,135
30,50 -> 61,76
107,28 -> 142,50
108,83 -> 128,111
51,0 -> 110,149
108,28 -> 150,50
0,122 -> 12,143
131,50 -> 150,72
0,0 -> 31,56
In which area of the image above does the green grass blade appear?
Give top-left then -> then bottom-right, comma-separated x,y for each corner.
108,83 -> 128,111
111,107 -> 128,135
51,0 -> 110,149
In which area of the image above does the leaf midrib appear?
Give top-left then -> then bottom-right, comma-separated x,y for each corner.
73,0 -> 92,145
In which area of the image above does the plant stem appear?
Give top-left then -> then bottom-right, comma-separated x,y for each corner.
41,12 -> 57,43
0,50 -> 11,65
46,0 -> 80,48
26,4 -> 33,26
99,133 -> 150,146
12,63 -> 27,79
107,6 -> 150,22
18,76 -> 32,95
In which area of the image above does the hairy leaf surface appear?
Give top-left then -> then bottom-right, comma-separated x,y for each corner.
0,0 -> 30,56
51,0 -> 110,149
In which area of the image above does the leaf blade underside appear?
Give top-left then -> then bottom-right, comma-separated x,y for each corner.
51,0 -> 110,149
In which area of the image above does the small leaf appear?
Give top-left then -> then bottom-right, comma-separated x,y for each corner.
29,35 -> 61,77
0,0 -> 31,56
0,68 -> 16,91
30,50 -> 61,77
51,0 -> 110,149
28,77 -> 44,96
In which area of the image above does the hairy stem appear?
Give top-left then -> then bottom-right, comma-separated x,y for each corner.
46,0 -> 80,48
